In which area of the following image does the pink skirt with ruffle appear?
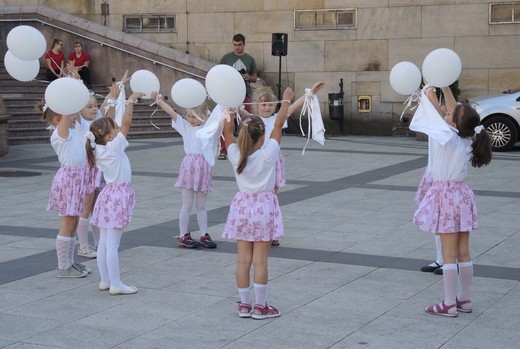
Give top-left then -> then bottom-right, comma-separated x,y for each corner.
275,153 -> 286,189
47,164 -> 88,216
414,169 -> 433,206
413,180 -> 478,234
91,182 -> 136,229
174,154 -> 212,193
222,191 -> 283,242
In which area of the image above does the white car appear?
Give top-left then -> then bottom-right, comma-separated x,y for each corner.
470,90 -> 520,151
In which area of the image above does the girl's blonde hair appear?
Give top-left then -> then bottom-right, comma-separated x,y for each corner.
251,86 -> 276,115
188,100 -> 210,122
236,115 -> 265,174
36,100 -> 59,124
85,117 -> 116,168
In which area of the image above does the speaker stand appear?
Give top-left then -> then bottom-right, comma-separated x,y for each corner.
276,55 -> 282,110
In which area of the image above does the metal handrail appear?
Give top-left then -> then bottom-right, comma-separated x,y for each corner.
0,18 -> 206,79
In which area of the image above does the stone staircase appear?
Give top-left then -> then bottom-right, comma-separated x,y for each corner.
0,66 -> 178,145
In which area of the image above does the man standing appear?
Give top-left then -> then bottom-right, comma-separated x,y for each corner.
218,33 -> 257,159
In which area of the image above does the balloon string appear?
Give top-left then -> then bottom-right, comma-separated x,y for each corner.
149,105 -> 161,130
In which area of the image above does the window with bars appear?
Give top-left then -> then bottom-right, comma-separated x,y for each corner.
294,9 -> 356,30
123,14 -> 176,33
489,2 -> 520,24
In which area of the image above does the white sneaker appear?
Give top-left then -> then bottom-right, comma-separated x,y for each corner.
77,246 -> 97,259
56,266 -> 88,278
109,284 -> 138,295
72,262 -> 92,274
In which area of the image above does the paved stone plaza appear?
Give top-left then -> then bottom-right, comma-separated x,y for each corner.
1,135 -> 519,348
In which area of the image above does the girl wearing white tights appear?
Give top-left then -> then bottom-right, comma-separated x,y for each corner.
75,95 -> 104,259
85,76 -> 143,295
153,92 -> 217,249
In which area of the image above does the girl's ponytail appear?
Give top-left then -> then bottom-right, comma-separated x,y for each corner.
471,127 -> 492,168
236,115 -> 265,174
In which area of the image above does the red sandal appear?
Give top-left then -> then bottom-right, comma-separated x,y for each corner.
425,300 -> 458,317
237,302 -> 252,318
456,298 -> 473,313
252,303 -> 281,320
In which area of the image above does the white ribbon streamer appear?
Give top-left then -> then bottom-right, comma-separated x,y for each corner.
299,89 -> 325,155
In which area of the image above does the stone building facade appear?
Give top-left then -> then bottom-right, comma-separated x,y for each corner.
2,0 -> 520,135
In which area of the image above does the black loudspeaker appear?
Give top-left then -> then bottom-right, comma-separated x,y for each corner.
271,33 -> 288,56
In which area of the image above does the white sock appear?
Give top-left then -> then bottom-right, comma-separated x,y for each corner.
77,217 -> 89,249
195,192 -> 208,235
56,235 -> 73,270
68,234 -> 76,265
254,283 -> 267,306
179,189 -> 194,237
435,235 -> 443,265
458,261 -> 473,301
96,229 -> 109,283
106,228 -> 124,288
442,263 -> 458,305
238,287 -> 250,304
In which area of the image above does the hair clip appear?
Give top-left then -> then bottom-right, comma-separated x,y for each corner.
474,125 -> 484,135
42,104 -> 48,112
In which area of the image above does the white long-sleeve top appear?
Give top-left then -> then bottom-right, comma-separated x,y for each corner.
410,92 -> 472,182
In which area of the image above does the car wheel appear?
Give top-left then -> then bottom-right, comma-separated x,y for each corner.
482,116 -> 518,151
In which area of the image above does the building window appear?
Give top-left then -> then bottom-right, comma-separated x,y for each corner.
123,14 -> 176,33
489,2 -> 520,24
294,9 -> 356,30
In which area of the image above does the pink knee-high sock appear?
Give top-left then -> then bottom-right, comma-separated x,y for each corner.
442,263 -> 458,305
458,261 -> 473,301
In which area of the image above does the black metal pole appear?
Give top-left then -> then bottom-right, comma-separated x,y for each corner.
276,55 -> 282,112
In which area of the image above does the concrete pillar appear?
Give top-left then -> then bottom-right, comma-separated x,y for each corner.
0,96 -> 11,157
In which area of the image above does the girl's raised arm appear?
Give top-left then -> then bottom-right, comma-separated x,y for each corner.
286,81 -> 324,117
152,92 -> 179,121
270,87 -> 294,144
120,92 -> 143,137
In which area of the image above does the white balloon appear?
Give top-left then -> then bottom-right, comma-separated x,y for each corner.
422,48 -> 462,88
130,70 -> 160,99
171,78 -> 207,108
44,77 -> 91,115
205,64 -> 246,107
6,25 -> 47,61
389,61 -> 422,95
4,51 -> 40,82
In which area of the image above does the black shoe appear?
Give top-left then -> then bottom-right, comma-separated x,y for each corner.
421,262 -> 442,273
433,267 -> 444,275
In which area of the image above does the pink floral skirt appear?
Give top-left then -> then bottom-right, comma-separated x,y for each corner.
413,180 -> 478,234
275,153 -> 286,189
91,182 -> 135,229
414,168 -> 433,206
174,154 -> 212,193
47,165 -> 88,216
222,191 -> 283,242
86,166 -> 106,194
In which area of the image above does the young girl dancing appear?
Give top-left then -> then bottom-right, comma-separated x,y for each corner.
75,94 -> 104,259
86,86 -> 143,295
248,81 -> 325,246
39,102 -> 90,278
416,85 -> 454,276
222,87 -> 294,319
153,92 -> 217,249
410,85 -> 492,317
